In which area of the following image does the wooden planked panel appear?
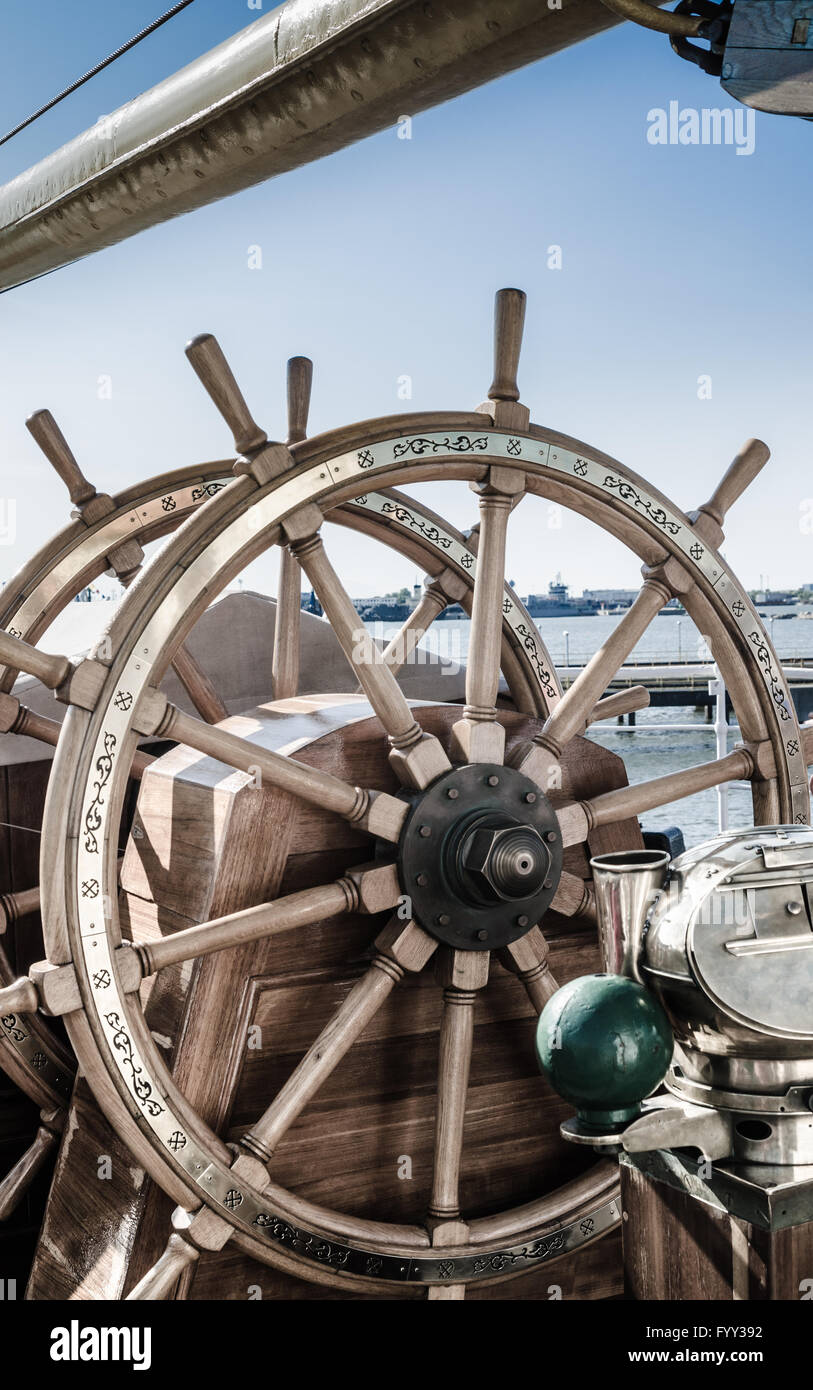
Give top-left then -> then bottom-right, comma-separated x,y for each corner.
621,1164 -> 736,1301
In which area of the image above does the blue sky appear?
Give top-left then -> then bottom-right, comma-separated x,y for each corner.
1,0 -> 812,599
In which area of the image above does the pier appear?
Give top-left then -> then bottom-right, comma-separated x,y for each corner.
558,659 -> 813,724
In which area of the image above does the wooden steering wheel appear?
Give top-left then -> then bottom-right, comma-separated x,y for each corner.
0,361 -> 577,1225
0,289 -> 807,1298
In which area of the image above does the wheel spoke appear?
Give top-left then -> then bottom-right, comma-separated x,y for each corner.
239,919 -> 436,1163
272,358 -> 313,700
145,698 -> 409,842
379,577 -> 448,677
515,578 -> 670,788
451,470 -> 523,765
291,531 -> 449,788
273,546 -> 303,699
0,692 -> 153,778
549,872 -> 596,922
0,1108 -> 62,1220
123,868 -> 399,984
556,746 -> 755,848
428,950 -> 489,1223
170,644 -> 228,724
501,928 -> 558,1012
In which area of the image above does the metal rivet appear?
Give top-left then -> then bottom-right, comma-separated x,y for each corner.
476,929 -> 488,941
419,825 -> 431,838
437,914 -> 451,927
446,788 -> 459,799
416,873 -> 428,887
524,792 -> 537,804
787,901 -> 803,915
516,915 -> 529,928
487,775 -> 499,787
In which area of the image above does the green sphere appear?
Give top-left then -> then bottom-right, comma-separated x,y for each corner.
536,974 -> 673,1131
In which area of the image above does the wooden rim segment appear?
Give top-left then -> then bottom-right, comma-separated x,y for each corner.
36,408 -> 804,1294
0,466 -> 234,691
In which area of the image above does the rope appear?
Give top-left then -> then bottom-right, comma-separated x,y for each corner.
0,0 -> 196,150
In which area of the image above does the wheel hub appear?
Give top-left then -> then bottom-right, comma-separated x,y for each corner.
398,763 -> 563,951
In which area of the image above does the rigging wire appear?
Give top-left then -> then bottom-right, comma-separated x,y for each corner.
0,0 -> 197,150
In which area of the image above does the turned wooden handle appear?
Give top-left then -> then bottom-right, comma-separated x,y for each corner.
488,288 -> 526,403
699,438 -> 770,526
0,1120 -> 59,1221
126,1232 -> 199,1300
588,686 -> 650,726
287,356 -> 313,444
0,976 -> 39,1013
26,410 -> 95,505
185,334 -> 267,456
0,886 -> 41,932
0,630 -> 72,689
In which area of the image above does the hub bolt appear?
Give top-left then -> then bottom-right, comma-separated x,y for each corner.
446,788 -> 459,800
487,775 -> 499,787
476,929 -> 488,942
544,879 -> 552,890
419,825 -> 431,838
546,831 -> 557,843
524,792 -> 537,804
437,913 -> 451,927
517,915 -> 529,928
416,873 -> 428,887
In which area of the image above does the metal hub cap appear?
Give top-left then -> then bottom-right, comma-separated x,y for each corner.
460,819 -> 550,903
398,763 -> 563,951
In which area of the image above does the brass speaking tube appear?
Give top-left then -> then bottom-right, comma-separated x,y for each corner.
590,849 -> 670,982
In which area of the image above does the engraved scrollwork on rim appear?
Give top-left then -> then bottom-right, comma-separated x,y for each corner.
252,1214 -> 351,1268
748,631 -> 792,721
514,622 -> 558,701
191,481 -> 227,503
379,500 -> 452,549
392,435 -> 489,459
239,1200 -> 618,1283
471,1230 -> 567,1275
104,1011 -> 164,1117
83,731 -> 117,854
602,475 -> 681,537
1,1014 -> 28,1044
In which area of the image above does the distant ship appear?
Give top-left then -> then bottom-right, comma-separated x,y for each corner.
524,576 -> 599,618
